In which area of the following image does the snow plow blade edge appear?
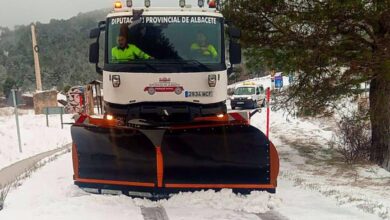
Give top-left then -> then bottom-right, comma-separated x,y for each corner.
71,122 -> 279,198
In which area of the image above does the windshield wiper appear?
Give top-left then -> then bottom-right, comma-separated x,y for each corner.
142,62 -> 158,72
185,60 -> 210,71
113,62 -> 158,72
167,60 -> 210,71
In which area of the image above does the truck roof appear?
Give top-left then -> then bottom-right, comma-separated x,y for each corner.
108,7 -> 223,18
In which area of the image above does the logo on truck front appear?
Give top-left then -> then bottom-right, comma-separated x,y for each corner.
144,78 -> 184,95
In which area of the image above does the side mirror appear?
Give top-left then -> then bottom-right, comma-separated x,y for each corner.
229,42 -> 241,64
89,42 -> 99,64
227,67 -> 233,76
89,22 -> 105,74
228,26 -> 241,39
89,28 -> 100,39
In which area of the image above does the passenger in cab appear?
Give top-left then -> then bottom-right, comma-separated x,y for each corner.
190,32 -> 218,59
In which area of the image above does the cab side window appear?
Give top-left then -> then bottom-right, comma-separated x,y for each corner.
256,87 -> 260,95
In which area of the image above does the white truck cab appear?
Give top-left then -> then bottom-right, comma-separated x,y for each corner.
230,82 -> 265,109
88,0 -> 242,123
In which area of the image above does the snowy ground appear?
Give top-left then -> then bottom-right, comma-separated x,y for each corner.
259,109 -> 390,219
0,153 -> 381,220
0,93 -> 389,219
0,107 -> 72,170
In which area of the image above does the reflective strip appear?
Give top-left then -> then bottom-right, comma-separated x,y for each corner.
82,188 -> 99,194
101,189 -> 122,195
75,178 -> 155,187
165,183 -> 276,189
128,191 -> 153,198
72,143 -> 79,179
156,146 -> 164,187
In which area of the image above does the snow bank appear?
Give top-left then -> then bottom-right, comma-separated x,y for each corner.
0,109 -> 72,170
135,189 -> 281,214
264,108 -> 390,219
0,107 -> 32,117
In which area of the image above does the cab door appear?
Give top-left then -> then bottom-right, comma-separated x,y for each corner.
257,86 -> 265,107
259,86 -> 265,99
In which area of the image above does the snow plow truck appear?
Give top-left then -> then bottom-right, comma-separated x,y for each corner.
71,0 -> 279,199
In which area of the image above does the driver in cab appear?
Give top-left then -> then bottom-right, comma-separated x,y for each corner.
112,34 -> 152,62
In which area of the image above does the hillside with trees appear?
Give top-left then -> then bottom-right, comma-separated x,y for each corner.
0,9 -> 109,96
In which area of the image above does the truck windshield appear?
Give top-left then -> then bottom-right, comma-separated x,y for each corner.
235,87 -> 256,95
107,16 -> 223,66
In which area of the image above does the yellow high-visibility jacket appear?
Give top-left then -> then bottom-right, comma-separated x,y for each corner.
111,44 -> 151,61
190,43 -> 218,58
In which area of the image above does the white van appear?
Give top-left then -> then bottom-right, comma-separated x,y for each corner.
230,82 -> 266,109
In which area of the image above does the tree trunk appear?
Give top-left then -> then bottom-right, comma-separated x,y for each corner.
369,76 -> 390,171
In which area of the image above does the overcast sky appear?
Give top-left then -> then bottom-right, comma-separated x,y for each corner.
0,0 -> 198,28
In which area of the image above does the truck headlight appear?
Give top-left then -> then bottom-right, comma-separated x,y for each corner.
106,114 -> 114,120
208,74 -> 217,87
247,97 -> 252,100
112,75 -> 121,88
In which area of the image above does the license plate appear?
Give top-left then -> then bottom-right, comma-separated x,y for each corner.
237,102 -> 244,104
185,91 -> 213,97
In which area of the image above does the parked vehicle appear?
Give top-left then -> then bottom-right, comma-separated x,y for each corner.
230,82 -> 266,109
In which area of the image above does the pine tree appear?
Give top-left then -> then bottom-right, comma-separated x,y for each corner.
224,0 -> 390,170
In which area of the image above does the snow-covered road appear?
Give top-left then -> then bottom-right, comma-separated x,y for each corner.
0,152 -> 381,220
0,153 -> 278,220
0,145 -> 70,187
0,101 -> 388,219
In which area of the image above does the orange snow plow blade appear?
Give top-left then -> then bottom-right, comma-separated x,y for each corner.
71,113 -> 279,199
